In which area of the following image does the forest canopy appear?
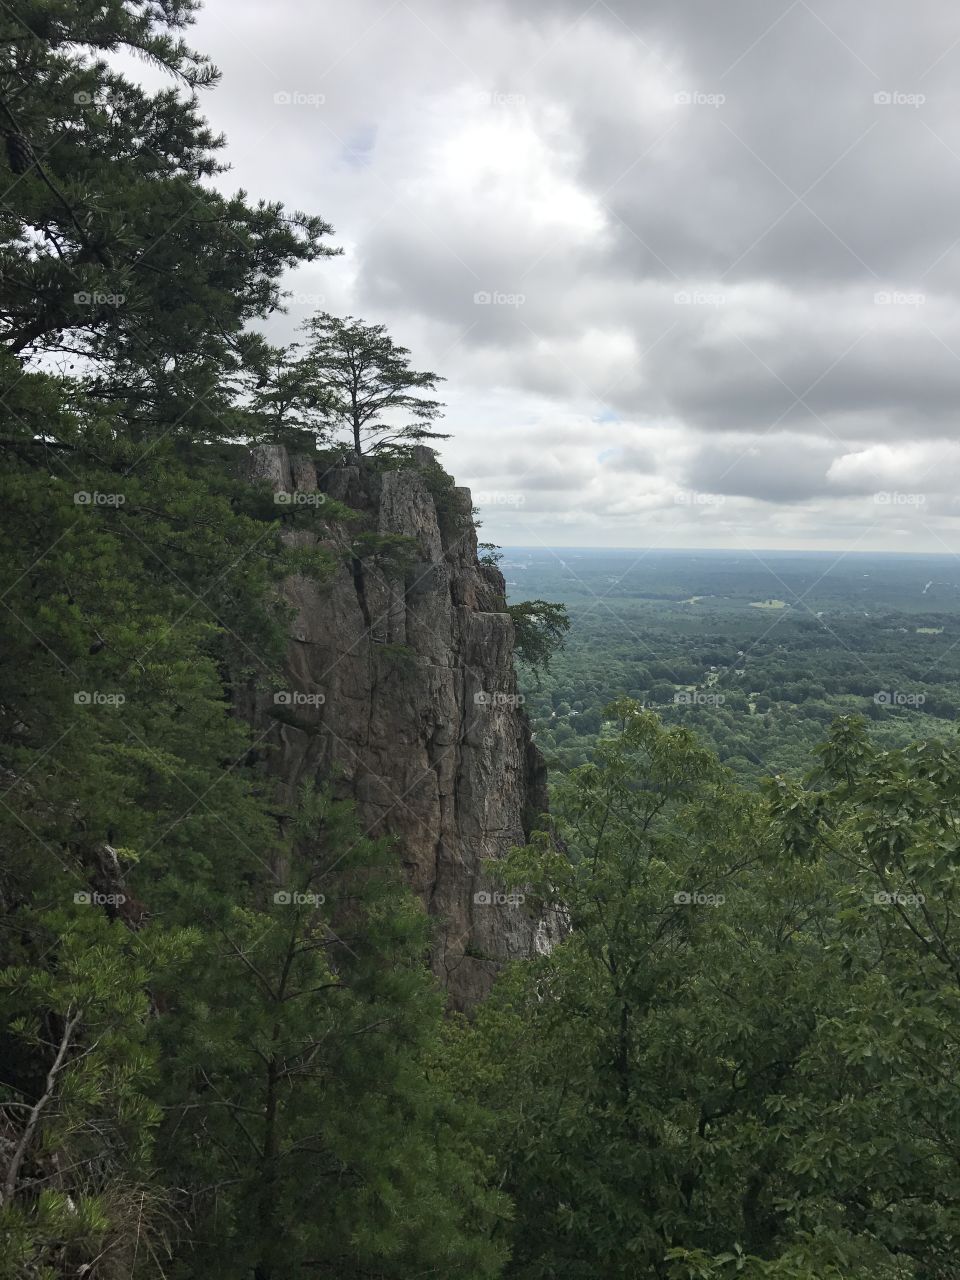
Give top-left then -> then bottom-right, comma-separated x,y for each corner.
1,4 -> 959,1280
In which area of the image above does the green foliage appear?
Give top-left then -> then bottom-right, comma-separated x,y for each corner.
299,312 -> 447,455
508,599 -> 570,674
0,916 -> 188,1278
238,334 -> 332,450
457,702 -> 960,1278
0,0 -> 336,428
418,455 -> 474,538
0,6 -> 503,1278
154,789 -> 507,1279
478,542 -> 504,568
507,549 -> 960,780
347,530 -> 419,576
10,9 -> 960,1280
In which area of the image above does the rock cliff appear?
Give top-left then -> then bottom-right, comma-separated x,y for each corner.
240,444 -> 553,1008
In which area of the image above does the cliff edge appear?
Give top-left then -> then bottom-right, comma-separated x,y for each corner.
240,444 -> 553,1009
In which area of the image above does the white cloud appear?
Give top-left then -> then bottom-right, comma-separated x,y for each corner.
117,0 -> 960,550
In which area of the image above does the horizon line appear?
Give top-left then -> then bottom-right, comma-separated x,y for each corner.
499,545 -> 960,557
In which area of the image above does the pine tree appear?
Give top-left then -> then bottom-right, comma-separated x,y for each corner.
299,312 -> 447,456
154,789 -> 507,1279
239,334 -> 330,452
0,5 -> 502,1276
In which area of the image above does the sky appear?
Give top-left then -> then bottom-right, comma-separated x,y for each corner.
145,0 -> 960,551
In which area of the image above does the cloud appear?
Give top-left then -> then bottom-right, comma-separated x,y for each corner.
828,441 -> 960,494
132,0 -> 960,548
683,435 -> 842,502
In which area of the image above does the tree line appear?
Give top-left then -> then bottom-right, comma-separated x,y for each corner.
2,4 -> 958,1279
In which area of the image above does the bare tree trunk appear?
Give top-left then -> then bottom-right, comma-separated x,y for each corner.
1,1005 -> 81,1205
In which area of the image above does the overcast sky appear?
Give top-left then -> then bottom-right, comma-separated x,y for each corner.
168,0 -> 960,551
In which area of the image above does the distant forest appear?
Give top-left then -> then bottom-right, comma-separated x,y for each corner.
506,547 -> 960,781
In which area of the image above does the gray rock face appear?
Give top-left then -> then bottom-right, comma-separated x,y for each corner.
240,445 -> 553,1008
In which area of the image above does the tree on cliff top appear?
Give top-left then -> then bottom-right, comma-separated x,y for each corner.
239,333 -> 329,451
508,599 -> 571,674
0,4 -> 498,1276
301,312 -> 447,456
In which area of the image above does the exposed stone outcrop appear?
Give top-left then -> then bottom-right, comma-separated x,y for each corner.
240,444 -> 553,1009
